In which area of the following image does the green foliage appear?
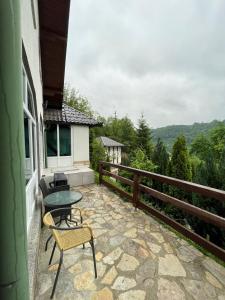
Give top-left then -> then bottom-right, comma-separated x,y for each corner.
91,140 -> 106,171
170,135 -> 192,182
152,120 -> 225,152
130,148 -> 156,172
64,84 -> 94,117
152,138 -> 169,175
137,115 -> 154,158
190,134 -> 211,160
209,122 -> 225,159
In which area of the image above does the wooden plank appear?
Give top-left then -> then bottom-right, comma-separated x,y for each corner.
133,174 -> 140,208
138,201 -> 225,262
102,169 -> 133,186
140,184 -> 225,229
100,161 -> 225,202
101,178 -> 133,201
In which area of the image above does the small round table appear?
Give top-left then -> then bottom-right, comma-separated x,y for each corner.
44,190 -> 82,209
43,191 -> 83,251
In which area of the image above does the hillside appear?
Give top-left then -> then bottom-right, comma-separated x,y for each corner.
152,120 -> 225,152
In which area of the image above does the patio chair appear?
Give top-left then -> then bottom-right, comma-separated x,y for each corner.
43,208 -> 97,299
39,177 -> 77,251
39,177 -> 70,199
39,177 -> 70,224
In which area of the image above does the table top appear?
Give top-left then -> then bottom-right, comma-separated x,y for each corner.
44,191 -> 82,208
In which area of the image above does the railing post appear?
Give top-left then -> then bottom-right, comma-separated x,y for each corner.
99,162 -> 103,185
133,174 -> 140,209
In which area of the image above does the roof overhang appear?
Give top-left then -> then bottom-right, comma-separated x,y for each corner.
39,0 -> 71,109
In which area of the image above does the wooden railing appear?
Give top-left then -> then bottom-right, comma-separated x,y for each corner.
99,161 -> 225,262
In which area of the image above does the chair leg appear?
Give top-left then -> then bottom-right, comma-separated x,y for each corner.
45,234 -> 52,251
49,242 -> 56,266
50,250 -> 63,299
90,239 -> 97,278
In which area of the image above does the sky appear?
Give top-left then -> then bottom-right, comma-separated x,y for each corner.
65,0 -> 225,128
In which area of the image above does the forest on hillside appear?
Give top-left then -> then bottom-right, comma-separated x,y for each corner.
64,86 -> 225,249
152,120 -> 225,152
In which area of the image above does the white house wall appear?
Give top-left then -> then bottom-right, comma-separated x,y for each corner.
21,0 -> 43,232
72,126 -> 90,165
107,146 -> 122,164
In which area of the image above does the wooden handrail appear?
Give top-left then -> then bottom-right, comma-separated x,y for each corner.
99,161 -> 225,262
100,161 -> 225,202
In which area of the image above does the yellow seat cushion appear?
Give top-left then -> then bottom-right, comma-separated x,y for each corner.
57,227 -> 92,251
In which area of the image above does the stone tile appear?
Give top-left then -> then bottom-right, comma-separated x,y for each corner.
132,238 -> 147,248
163,242 -> 173,254
158,254 -> 186,277
112,276 -> 136,291
91,287 -> 113,300
109,235 -> 126,247
101,266 -> 118,285
69,263 -> 82,274
103,247 -> 123,265
96,252 -> 103,262
147,242 -> 161,254
124,228 -> 137,238
176,245 -> 199,262
181,279 -> 217,299
202,258 -> 225,286
150,232 -> 165,243
37,184 -> 225,300
96,261 -> 107,278
117,253 -> 140,271
74,271 -> 97,291
137,258 -> 156,278
37,273 -> 52,296
118,290 -> 146,300
137,246 -> 150,258
93,229 -> 108,238
205,271 -> 223,289
48,263 -> 59,272
157,278 -> 185,300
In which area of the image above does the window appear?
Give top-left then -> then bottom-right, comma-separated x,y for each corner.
23,66 -> 37,184
47,124 -> 57,156
46,124 -> 71,157
59,125 -> 71,156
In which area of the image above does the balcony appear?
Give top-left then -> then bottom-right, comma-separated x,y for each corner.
36,181 -> 225,299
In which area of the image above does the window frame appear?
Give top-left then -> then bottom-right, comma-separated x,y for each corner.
46,124 -> 72,158
23,65 -> 37,185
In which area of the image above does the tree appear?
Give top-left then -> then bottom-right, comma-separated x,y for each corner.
64,84 -> 94,117
168,135 -> 192,220
152,138 -> 169,175
209,123 -> 225,160
170,135 -> 192,183
130,148 -> 156,172
190,134 -> 211,161
152,138 -> 169,193
137,114 -> 153,158
91,140 -> 106,172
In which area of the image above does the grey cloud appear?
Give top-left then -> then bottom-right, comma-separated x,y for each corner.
65,0 -> 225,127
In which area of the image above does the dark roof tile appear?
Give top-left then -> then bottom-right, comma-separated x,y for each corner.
98,136 -> 124,147
44,103 -> 101,126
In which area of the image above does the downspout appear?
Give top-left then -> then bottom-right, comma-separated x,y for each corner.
0,1 -> 29,299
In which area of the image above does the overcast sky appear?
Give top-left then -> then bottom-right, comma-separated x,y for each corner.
65,0 -> 225,128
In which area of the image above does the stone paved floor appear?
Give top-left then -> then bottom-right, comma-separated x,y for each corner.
36,184 -> 225,300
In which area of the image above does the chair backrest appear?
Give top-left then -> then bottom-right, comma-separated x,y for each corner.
39,178 -> 49,198
43,212 -> 61,245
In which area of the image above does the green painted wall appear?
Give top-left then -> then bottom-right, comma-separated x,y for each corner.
0,0 -> 29,299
